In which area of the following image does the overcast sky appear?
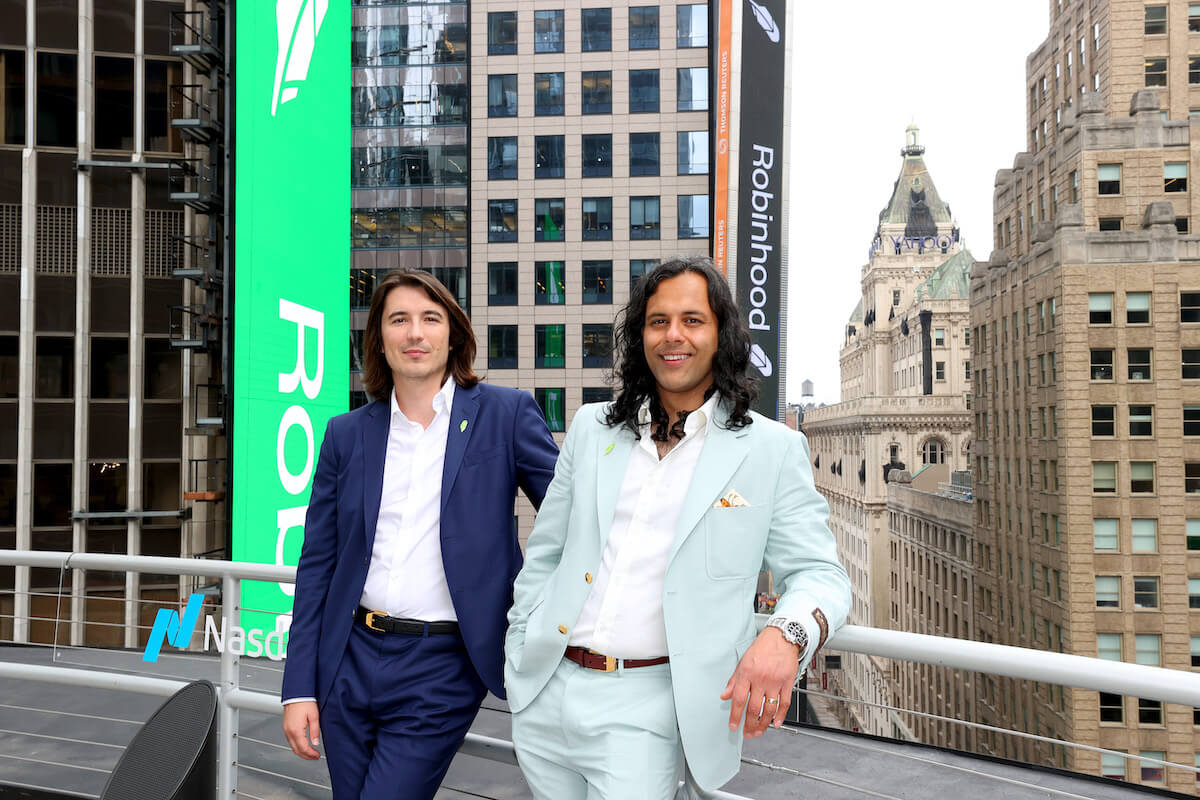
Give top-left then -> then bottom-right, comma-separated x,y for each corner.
784,1 -> 1049,406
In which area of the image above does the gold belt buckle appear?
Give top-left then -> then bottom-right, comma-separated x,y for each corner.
588,649 -> 617,672
365,610 -> 385,632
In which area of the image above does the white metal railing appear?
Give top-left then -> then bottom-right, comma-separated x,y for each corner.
6,550 -> 1200,795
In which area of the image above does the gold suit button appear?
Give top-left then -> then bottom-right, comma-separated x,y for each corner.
585,572 -> 593,583
557,625 -> 568,635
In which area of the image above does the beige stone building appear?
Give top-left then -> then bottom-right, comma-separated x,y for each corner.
803,130 -> 974,737
972,0 -> 1200,790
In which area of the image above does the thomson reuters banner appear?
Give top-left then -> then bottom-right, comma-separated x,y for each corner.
735,0 -> 786,419
232,1 -> 348,637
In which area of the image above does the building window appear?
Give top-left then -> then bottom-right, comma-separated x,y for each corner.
630,259 -> 659,285
677,131 -> 709,175
582,324 -> 613,368
1190,578 -> 1200,608
582,387 -> 612,404
678,195 -> 709,238
630,196 -> 661,240
1186,406 -> 1200,436
677,67 -> 709,111
487,262 -> 518,306
1099,750 -> 1126,775
582,71 -> 613,114
488,199 -> 518,242
1142,754 -> 1166,787
1093,462 -> 1117,493
1182,292 -> 1200,322
582,260 -> 613,305
1177,217 -> 1190,233
629,6 -> 660,49
1091,405 -> 1115,437
1070,170 -> 1079,203
1128,348 -> 1152,380
488,137 -> 518,180
1098,217 -> 1122,231
1096,576 -> 1120,608
1098,633 -> 1121,662
894,290 -> 902,307
535,324 -> 566,368
1188,462 -> 1200,493
1098,164 -> 1121,195
488,11 -> 517,55
1138,702 -> 1163,726
629,69 -> 660,113
677,4 -> 708,47
934,328 -> 945,346
1125,292 -> 1151,324
1130,462 -> 1155,493
1145,5 -> 1167,34
630,132 -> 661,176
1191,520 -> 1200,550
921,439 -> 945,465
1129,406 -> 1153,437
582,8 -> 612,51
1089,292 -> 1113,324
488,325 -> 518,369
534,72 -> 565,116
534,199 -> 565,242
535,388 -> 566,432
935,362 -> 946,381
488,74 -> 518,117
1186,349 -> 1200,379
535,135 -> 566,179
1146,58 -> 1167,87
1192,3 -> 1200,32
582,198 -> 613,241
1166,162 -> 1189,192
1132,519 -> 1157,552
534,10 -> 565,53
1134,580 -> 1159,610
1090,349 -> 1114,380
534,261 -> 565,305
582,134 -> 612,177
1094,518 -> 1118,550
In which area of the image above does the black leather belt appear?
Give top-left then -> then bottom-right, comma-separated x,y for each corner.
356,607 -> 459,636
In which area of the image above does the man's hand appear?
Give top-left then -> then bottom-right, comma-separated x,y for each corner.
282,701 -> 322,760
720,626 -> 802,738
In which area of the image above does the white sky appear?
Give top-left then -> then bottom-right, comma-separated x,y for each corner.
785,1 -> 1049,406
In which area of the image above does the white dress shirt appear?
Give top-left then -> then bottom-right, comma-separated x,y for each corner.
360,378 -> 457,621
569,393 -> 720,659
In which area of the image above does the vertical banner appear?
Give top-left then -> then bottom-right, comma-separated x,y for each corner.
713,0 -> 734,274
233,1 -> 349,638
735,0 -> 785,419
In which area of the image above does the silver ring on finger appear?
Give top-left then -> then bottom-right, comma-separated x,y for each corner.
766,698 -> 779,705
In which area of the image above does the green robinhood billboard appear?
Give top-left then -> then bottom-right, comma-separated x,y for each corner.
232,0 -> 348,640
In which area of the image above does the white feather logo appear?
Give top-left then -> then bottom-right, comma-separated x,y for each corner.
748,0 -> 780,43
272,0 -> 329,116
750,344 -> 773,377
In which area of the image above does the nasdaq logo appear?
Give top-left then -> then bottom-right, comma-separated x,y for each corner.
143,593 -> 205,662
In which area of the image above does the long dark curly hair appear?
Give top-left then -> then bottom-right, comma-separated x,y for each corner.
605,255 -> 758,439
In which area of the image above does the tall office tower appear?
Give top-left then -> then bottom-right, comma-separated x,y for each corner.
972,1 -> 1200,789
0,0 -> 228,647
804,127 -> 974,736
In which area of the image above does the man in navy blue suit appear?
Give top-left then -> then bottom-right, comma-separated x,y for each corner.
281,269 -> 559,799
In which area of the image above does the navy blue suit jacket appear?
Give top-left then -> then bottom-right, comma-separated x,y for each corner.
281,382 -> 559,704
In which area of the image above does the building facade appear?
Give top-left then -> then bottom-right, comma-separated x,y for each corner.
971,0 -> 1200,789
803,128 -> 974,737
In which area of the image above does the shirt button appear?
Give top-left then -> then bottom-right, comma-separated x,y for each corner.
558,625 -> 568,635
585,573 -> 593,584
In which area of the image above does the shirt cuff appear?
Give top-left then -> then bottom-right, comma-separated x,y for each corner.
282,696 -> 316,706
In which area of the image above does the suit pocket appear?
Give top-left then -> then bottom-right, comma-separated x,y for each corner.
704,507 -> 769,580
463,445 -> 507,468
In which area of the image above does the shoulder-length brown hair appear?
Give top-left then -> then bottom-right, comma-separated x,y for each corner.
362,269 -> 478,400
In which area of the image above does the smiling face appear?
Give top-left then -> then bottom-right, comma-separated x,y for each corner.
380,284 -> 451,389
642,271 -> 718,415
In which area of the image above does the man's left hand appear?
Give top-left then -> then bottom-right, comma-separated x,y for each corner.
720,626 -> 802,738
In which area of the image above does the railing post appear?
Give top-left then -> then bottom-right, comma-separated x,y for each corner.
217,572 -> 239,797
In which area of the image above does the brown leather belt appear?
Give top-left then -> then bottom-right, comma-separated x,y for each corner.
564,645 -> 669,672
356,607 -> 459,636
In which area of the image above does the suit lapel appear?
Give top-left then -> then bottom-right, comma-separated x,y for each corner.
669,411 -> 752,563
362,399 -> 390,552
595,426 -> 636,550
441,382 -> 481,513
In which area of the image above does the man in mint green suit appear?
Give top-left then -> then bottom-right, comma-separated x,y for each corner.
505,257 -> 851,798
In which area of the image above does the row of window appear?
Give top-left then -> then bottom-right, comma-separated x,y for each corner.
486,323 -> 613,371
1094,576 -> 1165,610
488,131 -> 708,180
973,300 -> 1055,353
486,195 -> 709,242
487,259 -> 659,306
1089,460 -> 1200,495
1096,162 -> 1188,196
487,68 -> 709,117
487,6 -> 707,54
1144,4 -> 1200,36
1087,404 -> 1197,437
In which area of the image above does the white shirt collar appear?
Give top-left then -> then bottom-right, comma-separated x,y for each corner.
390,377 -> 456,425
636,392 -> 720,438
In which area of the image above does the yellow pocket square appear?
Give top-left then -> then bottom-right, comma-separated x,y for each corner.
713,489 -> 750,508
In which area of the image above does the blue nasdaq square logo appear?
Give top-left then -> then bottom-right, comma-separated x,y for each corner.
143,593 -> 205,662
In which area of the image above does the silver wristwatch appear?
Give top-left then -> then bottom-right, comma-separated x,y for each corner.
766,616 -> 809,652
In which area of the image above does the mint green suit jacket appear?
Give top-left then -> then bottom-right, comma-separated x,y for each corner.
504,401 -> 851,792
